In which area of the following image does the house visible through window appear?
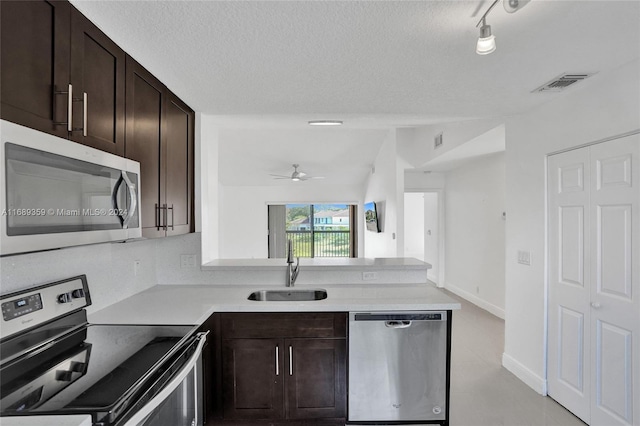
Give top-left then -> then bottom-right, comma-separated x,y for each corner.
268,204 -> 356,258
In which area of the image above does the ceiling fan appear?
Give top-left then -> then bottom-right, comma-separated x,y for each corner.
270,164 -> 324,182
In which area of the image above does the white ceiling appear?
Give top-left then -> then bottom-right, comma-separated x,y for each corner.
71,0 -> 640,184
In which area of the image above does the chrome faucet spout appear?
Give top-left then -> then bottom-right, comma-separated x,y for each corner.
285,240 -> 300,287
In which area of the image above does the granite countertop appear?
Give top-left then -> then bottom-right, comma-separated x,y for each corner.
88,283 -> 460,326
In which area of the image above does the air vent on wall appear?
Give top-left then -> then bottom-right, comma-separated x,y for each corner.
434,133 -> 443,149
532,73 -> 594,93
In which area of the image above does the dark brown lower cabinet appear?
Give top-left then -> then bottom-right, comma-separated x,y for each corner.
218,313 -> 346,424
286,338 -> 346,420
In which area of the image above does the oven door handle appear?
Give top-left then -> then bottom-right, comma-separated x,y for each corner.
121,331 -> 208,426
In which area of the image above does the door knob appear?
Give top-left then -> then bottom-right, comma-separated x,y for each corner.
590,302 -> 601,309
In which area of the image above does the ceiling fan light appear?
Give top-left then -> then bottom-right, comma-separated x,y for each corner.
476,24 -> 496,55
292,177 -> 301,182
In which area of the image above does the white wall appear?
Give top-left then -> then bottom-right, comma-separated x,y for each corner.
503,59 -> 640,394
363,130 -> 404,258
199,114 -> 220,263
218,184 -> 364,258
397,119 -> 504,168
444,152 -> 506,319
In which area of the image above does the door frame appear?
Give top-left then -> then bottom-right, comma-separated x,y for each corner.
544,128 -> 640,398
404,189 -> 445,287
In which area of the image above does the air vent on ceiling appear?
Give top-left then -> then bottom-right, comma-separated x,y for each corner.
434,133 -> 443,149
533,73 -> 594,93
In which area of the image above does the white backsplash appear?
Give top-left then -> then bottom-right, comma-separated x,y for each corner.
1,232 -> 428,314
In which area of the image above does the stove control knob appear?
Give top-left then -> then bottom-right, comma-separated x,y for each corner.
57,292 -> 73,304
70,361 -> 87,374
55,370 -> 73,382
71,289 -> 85,299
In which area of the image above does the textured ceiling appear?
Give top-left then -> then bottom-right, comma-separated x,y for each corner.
70,0 -> 640,183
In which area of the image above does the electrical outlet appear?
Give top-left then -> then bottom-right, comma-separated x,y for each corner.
362,272 -> 377,281
133,260 -> 141,276
180,254 -> 197,268
517,250 -> 531,266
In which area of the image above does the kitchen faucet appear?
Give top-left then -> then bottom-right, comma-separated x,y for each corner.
286,239 -> 300,287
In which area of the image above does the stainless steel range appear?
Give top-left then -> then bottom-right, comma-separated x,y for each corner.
0,275 -> 207,426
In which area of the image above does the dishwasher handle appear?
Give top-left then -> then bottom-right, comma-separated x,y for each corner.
385,320 -> 412,328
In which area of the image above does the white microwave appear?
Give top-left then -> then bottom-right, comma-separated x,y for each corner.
1,120 -> 141,255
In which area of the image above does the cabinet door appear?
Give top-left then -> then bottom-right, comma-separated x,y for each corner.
286,338 -> 346,419
125,57 -> 165,238
163,91 -> 195,236
70,6 -> 125,155
222,339 -> 284,420
1,0 -> 70,139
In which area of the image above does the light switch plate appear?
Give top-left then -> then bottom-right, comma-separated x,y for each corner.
517,250 -> 531,266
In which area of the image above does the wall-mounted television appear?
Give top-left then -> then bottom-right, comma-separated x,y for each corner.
364,201 -> 380,233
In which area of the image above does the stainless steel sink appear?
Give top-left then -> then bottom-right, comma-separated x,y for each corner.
247,289 -> 328,301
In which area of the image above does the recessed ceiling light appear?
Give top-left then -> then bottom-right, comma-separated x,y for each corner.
308,120 -> 343,126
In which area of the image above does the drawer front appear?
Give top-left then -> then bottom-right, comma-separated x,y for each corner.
221,313 -> 346,339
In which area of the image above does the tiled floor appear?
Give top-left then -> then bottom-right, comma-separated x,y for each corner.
446,291 -> 585,426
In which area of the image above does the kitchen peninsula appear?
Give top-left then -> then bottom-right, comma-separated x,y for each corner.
88,257 -> 459,426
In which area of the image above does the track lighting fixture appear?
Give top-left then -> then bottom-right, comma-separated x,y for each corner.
476,17 -> 496,55
474,0 -> 530,55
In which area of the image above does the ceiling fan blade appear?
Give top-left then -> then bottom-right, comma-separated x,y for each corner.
269,174 -> 291,178
309,176 -> 325,179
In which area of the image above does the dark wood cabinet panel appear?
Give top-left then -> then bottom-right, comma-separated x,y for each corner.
1,0 -> 70,139
69,6 -> 125,155
222,338 -> 284,420
125,57 -> 164,238
125,57 -> 194,237
286,339 -> 346,419
221,313 -> 347,339
164,92 -> 195,236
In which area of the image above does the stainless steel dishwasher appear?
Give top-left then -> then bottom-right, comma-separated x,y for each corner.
348,311 -> 448,424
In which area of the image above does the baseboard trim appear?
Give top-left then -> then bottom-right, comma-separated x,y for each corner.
444,282 -> 505,319
502,352 -> 547,395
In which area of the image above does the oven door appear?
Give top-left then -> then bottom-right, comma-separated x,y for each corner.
118,331 -> 207,426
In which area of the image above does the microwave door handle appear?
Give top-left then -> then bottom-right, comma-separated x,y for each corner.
121,331 -> 209,426
111,174 -> 126,226
120,171 -> 137,229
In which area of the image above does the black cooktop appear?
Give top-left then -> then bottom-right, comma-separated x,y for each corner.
0,321 -> 195,418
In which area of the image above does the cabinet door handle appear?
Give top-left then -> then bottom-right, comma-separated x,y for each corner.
155,203 -> 161,230
289,345 -> 293,376
53,84 -> 73,132
163,203 -> 168,231
275,346 -> 279,376
82,92 -> 88,137
168,204 -> 174,230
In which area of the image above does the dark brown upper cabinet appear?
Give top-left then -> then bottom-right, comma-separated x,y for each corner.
125,57 -> 194,238
1,0 -> 71,139
1,1 -> 125,155
69,6 -> 125,155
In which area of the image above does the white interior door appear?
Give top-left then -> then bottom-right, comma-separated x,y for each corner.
548,147 -> 591,423
404,193 -> 425,261
588,135 -> 639,426
548,133 -> 639,425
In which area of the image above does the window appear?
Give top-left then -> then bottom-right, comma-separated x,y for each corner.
268,204 -> 356,258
